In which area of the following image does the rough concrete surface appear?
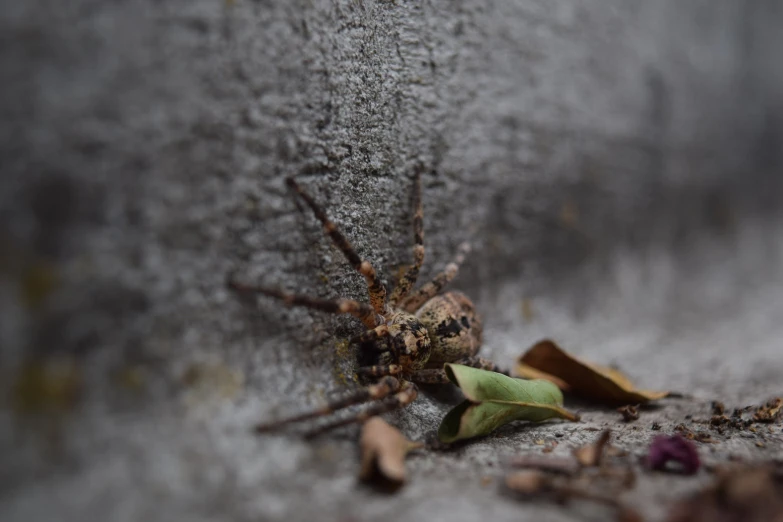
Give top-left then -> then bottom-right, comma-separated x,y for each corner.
1,1 -> 781,521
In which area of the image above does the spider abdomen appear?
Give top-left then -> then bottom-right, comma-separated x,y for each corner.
415,291 -> 483,367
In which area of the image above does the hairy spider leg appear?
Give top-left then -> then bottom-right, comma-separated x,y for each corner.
227,279 -> 379,329
400,241 -> 471,313
411,356 -> 508,384
350,324 -> 390,345
304,382 -> 419,439
254,376 -> 401,433
286,178 -> 388,315
389,168 -> 424,306
357,364 -> 402,378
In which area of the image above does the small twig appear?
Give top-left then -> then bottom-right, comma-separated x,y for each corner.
574,429 -> 612,467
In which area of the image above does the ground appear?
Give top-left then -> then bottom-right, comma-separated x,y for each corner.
1,1 -> 782,521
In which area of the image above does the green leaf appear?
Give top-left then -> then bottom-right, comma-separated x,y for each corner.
437,364 -> 579,443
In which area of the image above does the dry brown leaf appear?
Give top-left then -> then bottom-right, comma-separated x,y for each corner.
359,418 -> 423,488
574,429 -> 612,467
517,339 -> 669,404
515,364 -> 571,391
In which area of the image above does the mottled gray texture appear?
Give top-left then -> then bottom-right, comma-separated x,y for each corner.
1,1 -> 781,521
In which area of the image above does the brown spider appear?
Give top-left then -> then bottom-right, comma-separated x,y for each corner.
228,171 -> 505,436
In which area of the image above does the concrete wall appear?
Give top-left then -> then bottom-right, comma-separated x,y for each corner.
1,1 -> 781,521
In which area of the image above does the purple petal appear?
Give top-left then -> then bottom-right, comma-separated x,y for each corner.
647,434 -> 700,475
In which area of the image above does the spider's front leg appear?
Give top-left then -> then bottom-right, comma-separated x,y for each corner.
227,278 -> 379,329
286,178 -> 388,315
389,167 -> 425,306
254,376 -> 401,433
304,381 -> 419,439
401,241 -> 471,312
411,356 -> 508,384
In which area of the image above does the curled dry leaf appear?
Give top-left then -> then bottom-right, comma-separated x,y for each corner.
647,434 -> 700,475
437,364 -> 579,443
666,465 -> 783,522
359,417 -> 423,488
574,429 -> 612,467
517,339 -> 669,404
515,364 -> 571,391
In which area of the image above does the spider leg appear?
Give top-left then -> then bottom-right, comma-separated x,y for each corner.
254,376 -> 401,433
286,178 -> 388,315
357,364 -> 402,378
228,278 -> 378,328
457,356 -> 508,375
350,324 -> 390,345
400,241 -> 471,312
411,356 -> 508,384
304,382 -> 418,438
389,168 -> 424,306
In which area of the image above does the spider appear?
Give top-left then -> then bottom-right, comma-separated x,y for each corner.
228,170 -> 505,436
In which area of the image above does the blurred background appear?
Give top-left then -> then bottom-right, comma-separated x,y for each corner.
1,1 -> 781,521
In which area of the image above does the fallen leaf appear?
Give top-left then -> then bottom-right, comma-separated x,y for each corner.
666,466 -> 783,522
438,364 -> 579,443
359,417 -> 423,489
517,339 -> 669,404
647,434 -> 700,475
515,364 -> 571,391
574,430 -> 612,467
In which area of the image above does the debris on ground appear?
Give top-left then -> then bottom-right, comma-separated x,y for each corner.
618,404 -> 640,422
573,429 -> 612,467
505,430 -> 641,521
752,397 -> 782,423
666,465 -> 783,522
647,434 -> 700,475
674,423 -> 717,443
359,418 -> 423,490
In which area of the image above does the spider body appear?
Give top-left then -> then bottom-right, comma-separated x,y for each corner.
229,172 -> 503,436
417,290 -> 483,367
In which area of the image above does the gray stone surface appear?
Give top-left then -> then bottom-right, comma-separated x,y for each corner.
1,1 -> 781,521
